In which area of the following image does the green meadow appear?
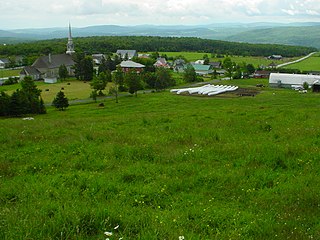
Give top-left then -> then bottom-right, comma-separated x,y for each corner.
0,69 -> 20,78
284,53 -> 320,71
1,78 -> 320,239
159,52 -> 300,68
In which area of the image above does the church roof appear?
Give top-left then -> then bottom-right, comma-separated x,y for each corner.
20,66 -> 41,75
32,54 -> 74,69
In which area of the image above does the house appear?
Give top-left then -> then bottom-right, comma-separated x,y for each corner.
116,50 -> 138,60
269,73 -> 320,88
92,54 -> 105,65
154,58 -> 169,68
268,55 -> 283,60
19,66 -> 42,80
173,59 -> 186,73
0,58 -> 9,68
0,59 -> 5,69
191,64 -> 213,75
195,60 -> 205,65
253,70 -> 272,79
209,62 -> 222,69
120,60 -> 145,73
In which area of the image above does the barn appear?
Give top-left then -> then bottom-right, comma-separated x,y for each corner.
269,73 -> 320,88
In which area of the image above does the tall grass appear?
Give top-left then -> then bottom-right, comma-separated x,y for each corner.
0,84 -> 319,239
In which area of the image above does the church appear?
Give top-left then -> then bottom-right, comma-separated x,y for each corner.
20,24 -> 76,83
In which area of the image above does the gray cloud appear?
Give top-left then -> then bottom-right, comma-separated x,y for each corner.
1,0 -> 320,29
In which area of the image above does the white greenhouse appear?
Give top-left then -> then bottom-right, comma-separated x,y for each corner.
269,73 -> 320,88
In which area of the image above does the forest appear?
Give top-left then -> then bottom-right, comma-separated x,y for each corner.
0,36 -> 317,58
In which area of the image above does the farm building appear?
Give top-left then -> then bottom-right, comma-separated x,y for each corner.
269,73 -> 320,88
120,60 -> 145,73
191,64 -> 213,76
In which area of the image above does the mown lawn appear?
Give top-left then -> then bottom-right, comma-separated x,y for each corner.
0,69 -> 21,78
0,81 -> 320,239
0,80 -> 115,104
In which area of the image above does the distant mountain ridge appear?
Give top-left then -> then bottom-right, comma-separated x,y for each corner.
1,22 -> 320,49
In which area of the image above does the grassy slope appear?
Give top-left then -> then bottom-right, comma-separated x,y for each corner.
284,53 -> 320,71
1,80 -> 320,239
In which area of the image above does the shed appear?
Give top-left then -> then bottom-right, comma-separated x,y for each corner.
191,64 -> 213,75
269,73 -> 320,88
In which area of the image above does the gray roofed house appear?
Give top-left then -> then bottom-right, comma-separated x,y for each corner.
154,57 -> 169,68
92,54 -> 106,65
120,60 -> 145,73
20,66 -> 42,80
32,53 -> 75,78
0,58 -> 9,68
116,50 -> 138,60
209,62 -> 222,69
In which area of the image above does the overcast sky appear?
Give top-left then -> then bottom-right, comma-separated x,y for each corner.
1,0 -> 320,29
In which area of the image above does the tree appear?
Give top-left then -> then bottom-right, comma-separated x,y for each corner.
59,64 -> 68,80
246,64 -> 256,74
73,53 -> 94,81
111,66 -> 125,103
203,54 -> 210,65
20,76 -> 44,114
154,67 -> 174,91
52,91 -> 69,111
184,64 -> 197,83
223,57 -> 234,78
90,72 -> 109,96
125,70 -> 142,97
0,91 -> 10,116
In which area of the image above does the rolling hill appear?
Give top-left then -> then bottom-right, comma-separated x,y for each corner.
1,22 -> 320,49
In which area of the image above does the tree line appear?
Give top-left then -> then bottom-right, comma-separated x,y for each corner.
0,77 -> 46,116
0,36 -> 316,60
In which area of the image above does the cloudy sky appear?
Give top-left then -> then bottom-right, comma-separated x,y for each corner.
1,0 -> 320,29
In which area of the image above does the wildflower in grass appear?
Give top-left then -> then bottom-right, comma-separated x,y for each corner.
114,225 -> 119,230
179,236 -> 185,240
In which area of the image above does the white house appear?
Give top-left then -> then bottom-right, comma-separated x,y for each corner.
0,59 -> 5,69
269,73 -> 320,88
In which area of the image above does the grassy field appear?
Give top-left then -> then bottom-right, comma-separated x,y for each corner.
1,78 -> 320,239
159,52 -> 300,68
0,80 -> 115,104
284,53 -> 320,71
0,69 -> 21,78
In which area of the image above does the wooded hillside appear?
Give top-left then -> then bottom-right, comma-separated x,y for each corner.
0,36 -> 316,57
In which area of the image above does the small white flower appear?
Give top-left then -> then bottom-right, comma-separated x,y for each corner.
104,231 -> 113,237
179,236 -> 185,240
114,225 -> 120,230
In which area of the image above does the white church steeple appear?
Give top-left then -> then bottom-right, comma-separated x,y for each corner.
66,23 -> 75,55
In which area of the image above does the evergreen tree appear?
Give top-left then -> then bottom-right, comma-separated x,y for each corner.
52,91 -> 69,111
59,64 -> 69,80
0,91 -> 10,116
